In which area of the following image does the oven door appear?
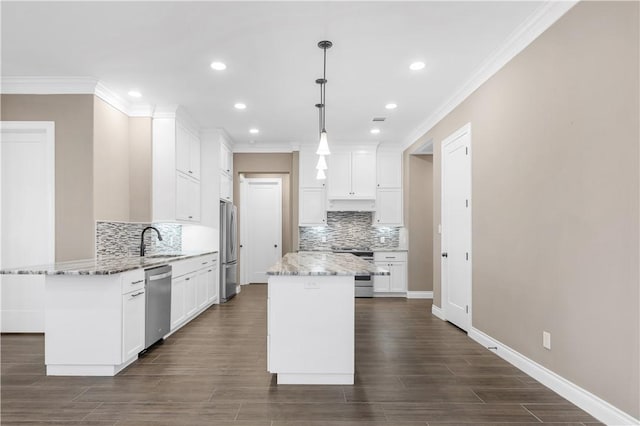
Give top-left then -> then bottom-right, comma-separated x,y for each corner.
354,274 -> 373,298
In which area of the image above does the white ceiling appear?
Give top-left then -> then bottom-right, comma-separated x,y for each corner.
2,1 -> 546,149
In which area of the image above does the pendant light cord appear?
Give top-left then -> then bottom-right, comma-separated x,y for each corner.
322,46 -> 327,132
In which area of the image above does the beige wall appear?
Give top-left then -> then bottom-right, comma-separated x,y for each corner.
405,154 -> 433,292
233,153 -> 297,256
405,1 -> 639,417
1,94 -> 95,261
93,97 -> 130,222
129,117 -> 153,222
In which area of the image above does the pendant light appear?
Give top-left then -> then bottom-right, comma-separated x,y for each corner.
315,154 -> 328,171
316,168 -> 327,180
316,40 -> 332,156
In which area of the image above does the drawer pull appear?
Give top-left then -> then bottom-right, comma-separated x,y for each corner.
385,256 -> 396,259
131,291 -> 145,298
208,269 -> 213,272
131,279 -> 144,285
202,261 -> 208,265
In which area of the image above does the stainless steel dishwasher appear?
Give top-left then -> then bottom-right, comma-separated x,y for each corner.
144,265 -> 172,349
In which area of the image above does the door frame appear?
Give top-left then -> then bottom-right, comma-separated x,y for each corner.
440,122 -> 472,331
241,177 -> 282,284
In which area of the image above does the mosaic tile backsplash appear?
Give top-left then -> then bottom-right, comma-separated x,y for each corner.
96,221 -> 182,258
299,212 -> 400,251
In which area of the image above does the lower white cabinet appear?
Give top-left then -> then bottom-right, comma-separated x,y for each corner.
373,251 -> 407,294
170,254 -> 218,332
122,288 -> 146,362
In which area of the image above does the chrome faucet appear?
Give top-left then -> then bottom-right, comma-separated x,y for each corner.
140,226 -> 163,257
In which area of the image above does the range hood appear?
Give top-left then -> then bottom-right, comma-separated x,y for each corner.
326,198 -> 376,212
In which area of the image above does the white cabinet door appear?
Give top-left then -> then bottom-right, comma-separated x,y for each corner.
389,262 -> 407,293
351,152 -> 376,198
176,173 -> 191,221
373,262 -> 390,292
206,266 -> 218,304
176,124 -> 191,176
220,173 -> 233,202
299,150 -> 325,188
122,289 -> 145,361
195,269 -> 208,309
220,143 -> 232,175
299,188 -> 326,226
190,178 -> 201,222
327,152 -> 352,198
170,276 -> 186,330
374,188 -> 403,226
189,133 -> 201,180
377,151 -> 402,188
184,274 -> 197,318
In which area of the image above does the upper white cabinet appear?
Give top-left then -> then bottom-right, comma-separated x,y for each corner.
374,150 -> 403,226
327,150 -> 376,199
299,150 -> 326,189
299,188 -> 326,226
176,123 -> 201,180
152,109 -> 201,223
220,138 -> 234,202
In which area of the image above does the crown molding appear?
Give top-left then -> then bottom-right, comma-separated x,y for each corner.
1,76 -> 154,118
233,143 -> 294,153
401,0 -> 578,151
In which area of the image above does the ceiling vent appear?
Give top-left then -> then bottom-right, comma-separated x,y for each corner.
372,117 -> 386,122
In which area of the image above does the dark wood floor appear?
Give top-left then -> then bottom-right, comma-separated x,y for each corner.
1,284 -> 601,425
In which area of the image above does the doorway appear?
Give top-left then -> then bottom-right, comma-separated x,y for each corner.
241,177 -> 282,284
1,121 -> 55,332
441,123 -> 472,331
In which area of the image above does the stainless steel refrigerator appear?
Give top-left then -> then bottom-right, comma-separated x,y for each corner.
220,201 -> 238,302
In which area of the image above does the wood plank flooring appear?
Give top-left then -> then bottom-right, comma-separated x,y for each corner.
1,284 -> 602,425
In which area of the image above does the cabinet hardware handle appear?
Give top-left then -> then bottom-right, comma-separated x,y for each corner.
441,252 -> 448,258
189,170 -> 193,174
186,277 -> 190,281
202,262 -> 208,265
208,269 -> 212,272
131,279 -> 144,285
274,244 -> 278,248
226,169 -> 230,172
189,216 -> 193,219
131,291 -> 145,298
385,257 -> 395,259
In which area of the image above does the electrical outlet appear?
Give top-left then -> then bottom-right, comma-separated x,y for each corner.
380,236 -> 385,243
543,331 -> 551,350
321,236 -> 327,243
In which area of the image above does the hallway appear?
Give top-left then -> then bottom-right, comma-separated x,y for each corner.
1,284 -> 600,425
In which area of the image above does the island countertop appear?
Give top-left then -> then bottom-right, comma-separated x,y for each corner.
267,252 -> 389,276
0,251 -> 218,276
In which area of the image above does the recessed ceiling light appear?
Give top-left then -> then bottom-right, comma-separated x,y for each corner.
234,103 -> 247,110
128,90 -> 142,98
370,128 -> 381,134
210,61 -> 227,71
385,103 -> 397,110
249,140 -> 256,144
249,128 -> 259,134
409,61 -> 425,71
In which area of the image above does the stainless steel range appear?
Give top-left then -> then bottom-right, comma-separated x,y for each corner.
331,246 -> 374,298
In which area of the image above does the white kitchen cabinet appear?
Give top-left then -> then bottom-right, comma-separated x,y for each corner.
122,288 -> 145,362
176,172 -> 201,222
184,274 -> 197,318
206,265 -> 218,304
327,150 -> 376,199
152,111 -> 202,223
377,151 -> 402,188
299,187 -> 326,226
299,150 -> 327,188
220,143 -> 233,175
196,269 -> 208,310
373,251 -> 407,295
170,275 -> 186,330
220,173 -> 233,202
374,188 -> 403,226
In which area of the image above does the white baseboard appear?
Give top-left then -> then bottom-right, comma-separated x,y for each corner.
468,327 -> 639,426
406,291 -> 433,299
431,304 -> 445,321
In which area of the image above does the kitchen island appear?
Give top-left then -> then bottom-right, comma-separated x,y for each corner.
0,251 -> 218,376
266,252 -> 388,385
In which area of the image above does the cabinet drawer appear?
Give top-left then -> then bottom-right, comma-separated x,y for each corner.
374,251 -> 408,262
121,269 -> 145,294
171,254 -> 217,277
196,255 -> 217,270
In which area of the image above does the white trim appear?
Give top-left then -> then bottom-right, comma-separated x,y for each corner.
233,143 -> 294,153
401,1 -> 577,150
431,304 -> 445,321
406,291 -> 433,299
1,77 -> 154,117
373,293 -> 406,298
468,327 -> 640,426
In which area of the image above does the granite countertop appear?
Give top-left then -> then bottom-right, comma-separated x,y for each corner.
0,251 -> 218,276
267,252 -> 389,276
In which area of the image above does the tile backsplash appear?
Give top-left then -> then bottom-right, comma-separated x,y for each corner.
96,221 -> 182,258
299,212 -> 400,251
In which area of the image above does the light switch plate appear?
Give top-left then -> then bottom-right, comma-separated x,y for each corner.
380,236 -> 386,243
543,331 -> 551,350
321,236 -> 327,242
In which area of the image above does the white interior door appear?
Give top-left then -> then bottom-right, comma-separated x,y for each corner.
246,178 -> 282,283
441,123 -> 472,331
1,122 -> 55,332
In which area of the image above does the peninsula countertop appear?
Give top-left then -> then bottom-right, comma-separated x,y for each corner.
0,251 -> 218,276
267,252 -> 389,276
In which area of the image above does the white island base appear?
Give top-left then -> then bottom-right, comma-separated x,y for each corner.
267,275 -> 355,385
